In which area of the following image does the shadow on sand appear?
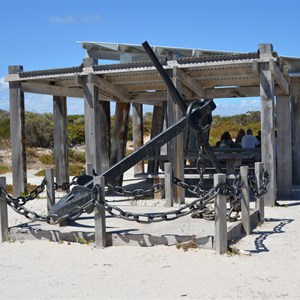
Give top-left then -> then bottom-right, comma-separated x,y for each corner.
249,218 -> 293,254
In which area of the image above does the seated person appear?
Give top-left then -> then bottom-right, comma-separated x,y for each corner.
241,129 -> 260,148
216,131 -> 239,148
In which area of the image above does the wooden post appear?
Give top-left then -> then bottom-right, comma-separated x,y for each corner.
132,103 -> 144,174
290,77 -> 300,184
86,162 -> 93,176
240,166 -> 251,235
148,105 -> 166,174
164,162 -> 173,207
259,44 -> 276,206
0,177 -> 9,242
276,96 -> 292,198
214,173 -> 227,254
94,176 -> 106,248
9,65 -> 27,196
110,102 -> 131,186
53,96 -> 69,189
255,162 -> 265,223
167,67 -> 185,204
83,59 -> 102,175
45,169 -> 55,213
99,100 -> 110,172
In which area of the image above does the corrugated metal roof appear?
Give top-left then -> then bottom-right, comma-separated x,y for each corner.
79,41 -> 242,61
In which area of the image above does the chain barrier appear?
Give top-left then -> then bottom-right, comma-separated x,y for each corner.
248,170 -> 270,197
173,174 -> 243,221
93,183 -> 223,224
0,168 -> 268,225
0,177 -> 47,206
106,183 -> 165,200
54,175 -> 79,191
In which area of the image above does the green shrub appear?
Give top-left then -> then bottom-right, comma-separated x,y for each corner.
69,149 -> 86,164
69,164 -> 85,176
0,165 -> 10,174
25,112 -> 54,147
38,153 -> 55,165
68,123 -> 85,145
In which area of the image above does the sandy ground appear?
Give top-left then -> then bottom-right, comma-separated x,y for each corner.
0,170 -> 300,299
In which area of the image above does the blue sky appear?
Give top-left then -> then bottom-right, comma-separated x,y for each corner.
0,0 -> 299,116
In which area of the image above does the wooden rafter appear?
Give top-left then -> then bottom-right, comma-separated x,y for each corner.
269,59 -> 289,95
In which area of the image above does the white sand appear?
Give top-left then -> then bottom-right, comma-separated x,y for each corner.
0,170 -> 300,299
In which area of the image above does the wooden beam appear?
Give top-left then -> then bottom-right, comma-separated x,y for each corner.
269,59 -> 289,95
22,82 -> 83,98
130,91 -> 166,104
175,68 -> 204,97
87,73 -> 131,102
252,61 -> 260,75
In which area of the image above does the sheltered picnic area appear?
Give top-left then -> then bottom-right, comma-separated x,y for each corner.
5,42 -> 300,206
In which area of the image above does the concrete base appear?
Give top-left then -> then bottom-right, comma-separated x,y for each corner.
7,206 -> 260,250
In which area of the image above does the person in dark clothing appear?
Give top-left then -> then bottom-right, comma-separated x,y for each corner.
216,131 -> 239,148
235,129 -> 245,145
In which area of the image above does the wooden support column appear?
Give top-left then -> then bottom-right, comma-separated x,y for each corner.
45,168 -> 55,213
164,162 -> 173,207
148,104 -> 166,174
53,96 -> 69,187
132,103 -> 144,174
94,176 -> 106,249
110,102 -> 131,186
259,44 -> 277,206
9,65 -> 27,196
276,96 -> 292,198
291,77 -> 300,184
214,173 -> 227,254
0,177 -> 9,243
240,166 -> 251,235
255,162 -> 265,223
83,74 -> 101,175
83,58 -> 109,175
99,100 -> 110,172
167,67 -> 185,204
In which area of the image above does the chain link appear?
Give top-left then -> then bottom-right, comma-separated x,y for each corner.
1,177 -> 47,206
0,168 -> 269,225
54,175 -> 80,191
248,170 -> 270,197
107,183 -> 164,200
93,184 -> 221,224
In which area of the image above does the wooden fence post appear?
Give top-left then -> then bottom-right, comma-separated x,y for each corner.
86,162 -> 93,176
45,169 -> 55,213
214,173 -> 227,254
94,176 -> 106,248
255,162 -> 265,223
164,162 -> 173,207
0,177 -> 9,242
240,166 -> 251,235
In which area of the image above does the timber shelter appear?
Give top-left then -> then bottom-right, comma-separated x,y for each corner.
5,41 -> 300,206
